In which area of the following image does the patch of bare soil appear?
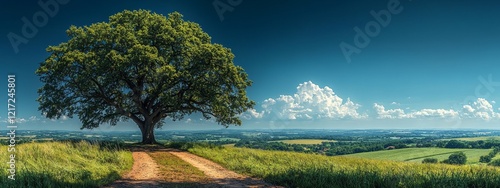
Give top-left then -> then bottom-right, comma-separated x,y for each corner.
168,149 -> 282,188
103,152 -> 162,188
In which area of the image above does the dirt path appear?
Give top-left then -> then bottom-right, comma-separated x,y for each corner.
104,148 -> 280,188
103,152 -> 162,188
168,150 -> 280,188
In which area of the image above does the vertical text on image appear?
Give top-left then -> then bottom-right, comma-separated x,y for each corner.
7,75 -> 17,181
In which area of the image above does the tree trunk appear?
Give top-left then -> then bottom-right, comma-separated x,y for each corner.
140,120 -> 157,144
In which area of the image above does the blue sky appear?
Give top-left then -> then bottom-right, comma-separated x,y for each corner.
1,0 -> 500,131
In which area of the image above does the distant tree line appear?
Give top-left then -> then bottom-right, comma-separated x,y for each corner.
422,148 -> 500,166
440,140 -> 500,149
234,139 -> 500,157
422,152 -> 467,165
235,140 -> 412,156
478,146 -> 500,164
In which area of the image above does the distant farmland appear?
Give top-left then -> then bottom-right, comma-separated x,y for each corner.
270,139 -> 336,145
441,136 -> 500,141
346,148 -> 492,164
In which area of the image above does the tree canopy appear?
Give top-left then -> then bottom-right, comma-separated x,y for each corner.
36,10 -> 255,144
442,152 -> 467,165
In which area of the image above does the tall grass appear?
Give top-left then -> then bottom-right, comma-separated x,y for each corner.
189,146 -> 500,188
0,141 -> 133,188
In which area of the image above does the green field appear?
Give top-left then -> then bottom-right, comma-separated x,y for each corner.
0,141 -> 133,187
222,144 -> 236,147
189,145 -> 500,188
270,139 -> 336,144
346,148 -> 491,164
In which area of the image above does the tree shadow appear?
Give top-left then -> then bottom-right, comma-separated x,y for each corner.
103,180 -> 213,188
125,143 -> 167,152
102,178 -> 279,188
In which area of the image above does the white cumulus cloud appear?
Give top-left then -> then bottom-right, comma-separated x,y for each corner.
462,98 -> 500,120
374,104 -> 459,119
373,103 -> 406,119
240,108 -> 265,120
241,82 -> 499,122
244,81 -> 365,120
409,109 -> 459,118
0,116 -> 44,124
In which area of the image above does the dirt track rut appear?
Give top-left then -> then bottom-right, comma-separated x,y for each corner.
104,148 -> 281,188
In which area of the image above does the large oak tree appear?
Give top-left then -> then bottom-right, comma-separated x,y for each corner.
36,10 -> 255,144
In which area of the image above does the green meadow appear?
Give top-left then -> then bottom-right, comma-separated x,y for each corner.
0,141 -> 133,188
345,148 -> 492,164
189,145 -> 500,188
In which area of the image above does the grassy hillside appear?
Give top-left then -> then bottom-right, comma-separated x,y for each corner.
0,141 -> 133,188
189,145 -> 500,188
345,148 -> 491,164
